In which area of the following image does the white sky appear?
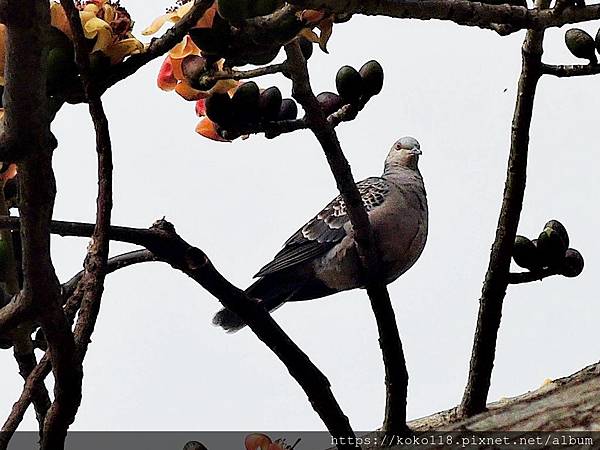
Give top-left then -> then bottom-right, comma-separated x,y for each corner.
1,1 -> 599,432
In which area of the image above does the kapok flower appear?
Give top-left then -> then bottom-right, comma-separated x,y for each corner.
0,1 -> 144,85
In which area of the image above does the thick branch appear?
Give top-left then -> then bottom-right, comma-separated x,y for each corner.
0,217 -> 356,448
287,0 -> 600,34
284,40 -> 409,434
0,3 -> 79,449
460,3 -> 547,417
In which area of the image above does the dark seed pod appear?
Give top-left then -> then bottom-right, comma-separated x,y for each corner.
189,28 -> 225,56
277,98 -> 298,120
181,55 -> 206,83
231,81 -> 260,124
205,93 -> 233,127
246,47 -> 280,66
0,337 -> 12,350
183,441 -> 209,450
565,28 -> 598,63
513,235 -> 542,271
316,91 -> 343,116
544,219 -> 569,248
217,0 -> 251,21
537,228 -> 568,268
259,87 -> 283,121
299,37 -> 314,60
359,60 -> 384,97
335,65 -> 363,104
561,248 -> 584,278
595,27 -> 600,54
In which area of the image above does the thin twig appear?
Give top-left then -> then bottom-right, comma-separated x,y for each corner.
508,268 -> 560,284
62,250 -> 157,299
459,0 -> 549,418
199,63 -> 288,85
284,40 -> 409,434
542,63 -> 600,77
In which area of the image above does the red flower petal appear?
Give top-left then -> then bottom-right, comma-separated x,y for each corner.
195,99 -> 206,117
157,56 -> 177,91
195,118 -> 229,142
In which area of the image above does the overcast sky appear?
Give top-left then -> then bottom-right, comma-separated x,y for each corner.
1,1 -> 599,432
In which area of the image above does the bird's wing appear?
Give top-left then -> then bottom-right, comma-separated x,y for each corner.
254,177 -> 390,277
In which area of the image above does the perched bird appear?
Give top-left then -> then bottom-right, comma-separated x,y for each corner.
214,136 -> 428,332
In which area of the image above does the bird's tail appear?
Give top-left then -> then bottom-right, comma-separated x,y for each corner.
212,274 -> 301,333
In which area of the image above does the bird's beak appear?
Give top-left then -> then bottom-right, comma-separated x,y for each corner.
410,148 -> 422,155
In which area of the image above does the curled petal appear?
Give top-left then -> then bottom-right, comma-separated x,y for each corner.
195,118 -> 229,142
298,28 -> 319,44
50,2 -> 72,38
195,99 -> 207,117
83,16 -> 113,52
142,2 -> 193,35
209,79 -> 239,95
317,17 -> 334,53
299,9 -> 326,24
195,3 -> 217,29
175,81 -> 208,101
157,56 -> 178,91
105,38 -> 144,64
169,35 -> 201,60
0,163 -> 17,182
245,434 -> 272,450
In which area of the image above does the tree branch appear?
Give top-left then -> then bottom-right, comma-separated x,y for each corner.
286,0 -> 600,34
0,354 -> 51,450
542,62 -> 600,77
507,268 -> 560,284
62,250 -> 157,299
0,216 -> 356,449
459,0 -> 549,418
284,39 -> 409,434
0,2 -> 80,449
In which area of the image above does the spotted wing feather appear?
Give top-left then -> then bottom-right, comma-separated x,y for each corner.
255,178 -> 390,277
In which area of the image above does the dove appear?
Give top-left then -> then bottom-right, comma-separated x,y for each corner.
213,136 -> 428,332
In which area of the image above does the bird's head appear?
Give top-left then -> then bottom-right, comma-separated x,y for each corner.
384,136 -> 422,173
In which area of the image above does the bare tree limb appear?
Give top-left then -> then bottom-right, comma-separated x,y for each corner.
286,0 -> 600,34
459,0 -> 549,418
284,40 -> 409,434
11,332 -> 51,436
0,354 -> 51,450
31,1 -> 117,446
62,250 -> 157,299
542,62 -> 600,77
0,216 -> 357,449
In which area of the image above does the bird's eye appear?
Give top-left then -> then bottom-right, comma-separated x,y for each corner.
395,144 -> 402,150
